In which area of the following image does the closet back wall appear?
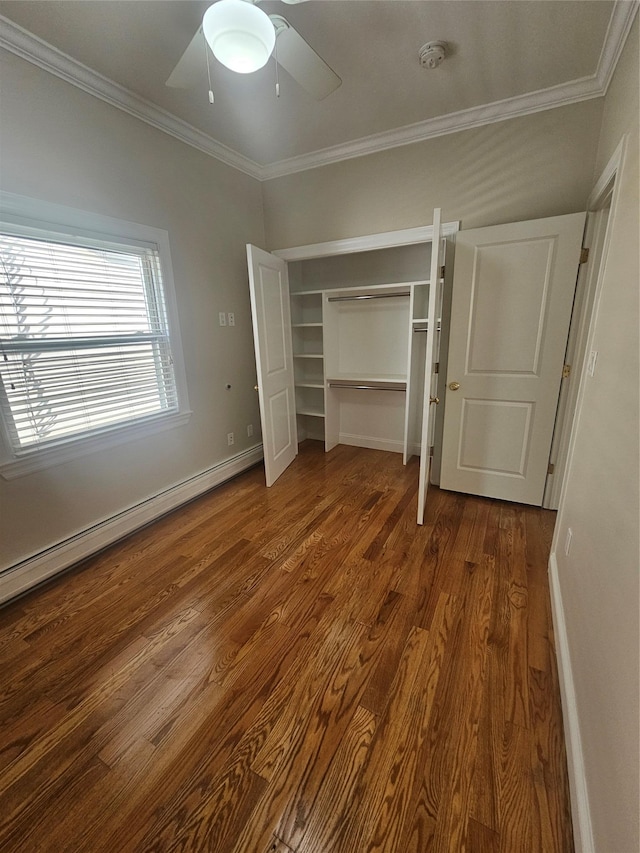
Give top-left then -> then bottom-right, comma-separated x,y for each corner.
0,51 -> 265,571
261,99 -> 603,249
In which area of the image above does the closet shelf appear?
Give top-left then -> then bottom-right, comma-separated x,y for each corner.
294,353 -> 324,359
292,322 -> 323,328
412,317 -> 441,325
290,280 -> 430,298
327,373 -> 406,384
297,409 -> 325,418
296,382 -> 324,389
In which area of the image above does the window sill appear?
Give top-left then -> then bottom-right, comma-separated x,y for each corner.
0,410 -> 192,480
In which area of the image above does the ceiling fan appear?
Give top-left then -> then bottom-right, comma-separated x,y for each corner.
166,0 -> 342,101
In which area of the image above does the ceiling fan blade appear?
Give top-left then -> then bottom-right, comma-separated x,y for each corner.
270,16 -> 341,100
166,27 -> 205,88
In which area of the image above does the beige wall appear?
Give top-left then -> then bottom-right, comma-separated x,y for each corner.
552,17 -> 639,852
0,51 -> 265,570
261,99 -> 603,249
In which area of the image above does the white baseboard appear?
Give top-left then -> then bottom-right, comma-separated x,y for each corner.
548,552 -> 594,853
0,445 -> 264,606
338,433 -> 404,454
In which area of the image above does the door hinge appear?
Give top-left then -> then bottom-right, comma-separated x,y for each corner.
562,364 -> 571,379
434,361 -> 439,374
548,462 -> 555,475
429,445 -> 435,457
579,247 -> 589,264
440,265 -> 445,279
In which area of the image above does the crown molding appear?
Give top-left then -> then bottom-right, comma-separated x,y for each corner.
263,0 -> 638,180
0,15 -> 263,180
595,0 -> 639,92
0,1 -> 636,183
260,74 -> 604,180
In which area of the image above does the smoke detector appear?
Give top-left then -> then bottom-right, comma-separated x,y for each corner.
419,41 -> 447,69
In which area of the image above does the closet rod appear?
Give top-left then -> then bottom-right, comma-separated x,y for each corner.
329,382 -> 405,391
327,292 -> 410,302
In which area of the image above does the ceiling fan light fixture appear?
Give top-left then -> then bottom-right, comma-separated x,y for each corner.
203,0 -> 276,74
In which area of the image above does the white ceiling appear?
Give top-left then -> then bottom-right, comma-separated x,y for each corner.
0,1 -> 636,178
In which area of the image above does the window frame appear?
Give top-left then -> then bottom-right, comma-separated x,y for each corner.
0,192 -> 191,479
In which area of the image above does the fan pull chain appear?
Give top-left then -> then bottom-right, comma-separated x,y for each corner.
274,36 -> 280,98
204,32 -> 214,104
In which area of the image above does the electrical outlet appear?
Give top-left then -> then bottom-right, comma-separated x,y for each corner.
228,312 -> 235,326
564,527 -> 573,556
219,312 -> 227,326
247,424 -> 253,437
227,432 -> 234,446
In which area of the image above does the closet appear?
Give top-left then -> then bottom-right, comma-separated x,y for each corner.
247,210 -> 457,523
248,210 -> 586,518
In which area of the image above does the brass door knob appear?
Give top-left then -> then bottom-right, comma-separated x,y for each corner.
429,396 -> 440,405
254,385 -> 259,391
449,382 -> 460,391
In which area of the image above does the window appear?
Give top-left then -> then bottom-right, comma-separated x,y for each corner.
0,194 -> 190,477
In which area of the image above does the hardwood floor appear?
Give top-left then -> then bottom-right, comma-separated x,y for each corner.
0,441 -> 573,852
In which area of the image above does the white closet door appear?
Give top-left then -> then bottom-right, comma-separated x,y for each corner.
417,208 -> 443,525
247,244 -> 298,487
440,212 -> 585,504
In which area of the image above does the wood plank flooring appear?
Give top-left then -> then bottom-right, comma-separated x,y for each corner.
0,441 -> 574,852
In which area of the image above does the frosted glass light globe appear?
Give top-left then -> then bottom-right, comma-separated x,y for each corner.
203,0 -> 276,74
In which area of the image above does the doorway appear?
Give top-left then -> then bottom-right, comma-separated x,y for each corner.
544,197 -> 613,509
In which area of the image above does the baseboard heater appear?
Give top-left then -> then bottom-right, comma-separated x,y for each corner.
0,444 -> 264,606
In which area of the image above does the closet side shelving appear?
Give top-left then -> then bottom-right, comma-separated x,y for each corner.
290,291 -> 326,441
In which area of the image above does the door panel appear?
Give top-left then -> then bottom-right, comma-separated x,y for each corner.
458,399 -> 533,475
268,387 -> 294,458
260,273 -> 287,373
247,244 -> 297,487
417,208 -> 443,524
440,213 -> 585,505
467,238 -> 555,375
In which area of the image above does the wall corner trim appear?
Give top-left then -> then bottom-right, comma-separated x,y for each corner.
548,552 -> 595,853
0,444 -> 264,606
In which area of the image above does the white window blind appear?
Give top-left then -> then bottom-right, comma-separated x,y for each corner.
0,227 -> 179,454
